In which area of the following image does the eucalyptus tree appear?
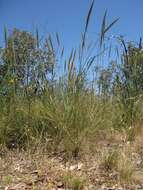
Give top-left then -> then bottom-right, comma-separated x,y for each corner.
0,28 -> 55,96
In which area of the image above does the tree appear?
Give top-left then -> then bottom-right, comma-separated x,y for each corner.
113,38 -> 143,124
0,28 -> 55,96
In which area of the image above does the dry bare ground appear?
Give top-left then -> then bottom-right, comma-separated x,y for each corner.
1,129 -> 143,190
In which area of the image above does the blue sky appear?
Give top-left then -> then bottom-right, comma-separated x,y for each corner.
0,0 -> 143,50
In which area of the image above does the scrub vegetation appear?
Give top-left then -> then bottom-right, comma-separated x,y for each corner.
1,1 -> 143,189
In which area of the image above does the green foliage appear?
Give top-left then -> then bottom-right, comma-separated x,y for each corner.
0,28 -> 55,97
113,38 -> 143,126
62,172 -> 86,190
0,1 -> 143,156
118,153 -> 134,182
101,150 -> 119,171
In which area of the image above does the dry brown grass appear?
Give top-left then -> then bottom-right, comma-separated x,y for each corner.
1,128 -> 143,189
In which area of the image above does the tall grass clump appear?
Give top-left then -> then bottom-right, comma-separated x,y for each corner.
0,1 -> 143,156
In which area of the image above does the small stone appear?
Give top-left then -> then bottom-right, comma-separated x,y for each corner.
118,188 -> 123,190
77,163 -> 83,170
57,181 -> 64,188
69,165 -> 77,170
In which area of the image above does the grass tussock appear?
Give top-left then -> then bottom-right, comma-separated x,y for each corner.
0,1 -> 143,164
